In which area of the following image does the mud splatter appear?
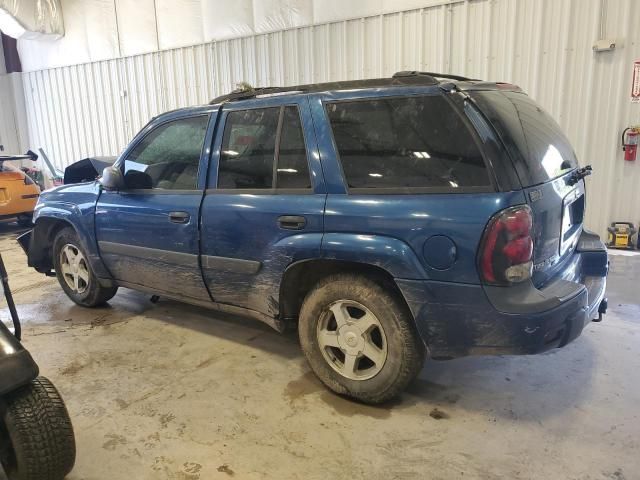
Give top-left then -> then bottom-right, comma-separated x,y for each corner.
196,357 -> 215,369
102,434 -> 127,450
61,360 -> 86,376
217,464 -> 234,476
284,371 -> 323,402
429,408 -> 450,420
181,462 -> 202,479
160,413 -> 175,429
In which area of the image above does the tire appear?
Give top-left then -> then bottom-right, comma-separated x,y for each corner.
16,215 -> 33,228
52,227 -> 118,307
299,274 -> 425,404
0,377 -> 76,480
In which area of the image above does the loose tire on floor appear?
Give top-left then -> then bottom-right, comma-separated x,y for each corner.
298,273 -> 425,404
0,377 -> 76,480
53,227 -> 118,307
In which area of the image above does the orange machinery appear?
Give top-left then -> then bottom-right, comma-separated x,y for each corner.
0,152 -> 41,226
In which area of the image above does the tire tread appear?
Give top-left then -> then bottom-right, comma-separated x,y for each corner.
2,376 -> 75,480
299,273 -> 424,404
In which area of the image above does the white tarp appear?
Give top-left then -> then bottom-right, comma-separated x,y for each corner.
0,0 -> 64,38
156,0 -> 204,50
202,0 -> 254,41
116,0 -> 158,56
253,0 -> 313,33
15,0 -> 459,72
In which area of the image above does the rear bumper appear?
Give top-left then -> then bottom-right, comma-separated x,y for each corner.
397,231 -> 608,359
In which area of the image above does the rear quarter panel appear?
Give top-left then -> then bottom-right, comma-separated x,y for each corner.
323,192 -> 526,282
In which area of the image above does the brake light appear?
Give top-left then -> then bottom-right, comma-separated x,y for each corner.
479,205 -> 534,285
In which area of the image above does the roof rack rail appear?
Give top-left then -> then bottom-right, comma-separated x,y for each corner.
210,84 -> 298,105
392,71 -> 479,82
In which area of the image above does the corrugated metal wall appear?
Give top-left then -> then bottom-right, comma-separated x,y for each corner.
20,0 -> 640,237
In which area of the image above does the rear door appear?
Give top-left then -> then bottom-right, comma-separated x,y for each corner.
470,91 -> 584,285
200,96 -> 325,316
95,113 -> 212,300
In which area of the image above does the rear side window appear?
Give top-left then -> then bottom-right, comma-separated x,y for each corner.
277,107 -> 312,189
326,95 -> 490,191
218,106 -> 311,190
470,91 -> 578,187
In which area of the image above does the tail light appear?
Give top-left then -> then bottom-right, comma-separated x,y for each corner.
479,205 -> 533,285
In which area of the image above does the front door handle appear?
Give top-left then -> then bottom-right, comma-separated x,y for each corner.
169,211 -> 190,224
278,215 -> 306,230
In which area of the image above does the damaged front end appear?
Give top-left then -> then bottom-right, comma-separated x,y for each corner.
17,228 -> 55,276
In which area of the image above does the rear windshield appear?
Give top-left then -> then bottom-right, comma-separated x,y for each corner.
326,95 -> 491,191
470,91 -> 578,187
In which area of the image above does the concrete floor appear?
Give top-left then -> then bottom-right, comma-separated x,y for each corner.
0,221 -> 638,480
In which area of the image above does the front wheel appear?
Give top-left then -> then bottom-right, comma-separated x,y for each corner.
0,377 -> 76,480
53,227 -> 118,307
298,274 -> 425,404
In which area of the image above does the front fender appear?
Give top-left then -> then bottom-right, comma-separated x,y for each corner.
27,182 -> 111,279
321,233 -> 428,280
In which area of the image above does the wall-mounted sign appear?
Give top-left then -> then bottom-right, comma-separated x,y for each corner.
632,60 -> 640,103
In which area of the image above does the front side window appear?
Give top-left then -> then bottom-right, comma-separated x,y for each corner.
326,95 -> 491,190
124,115 -> 209,190
218,106 -> 311,190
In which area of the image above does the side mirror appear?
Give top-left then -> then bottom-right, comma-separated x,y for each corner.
99,166 -> 124,191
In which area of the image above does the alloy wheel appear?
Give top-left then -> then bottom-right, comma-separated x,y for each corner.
316,300 -> 388,380
59,244 -> 90,294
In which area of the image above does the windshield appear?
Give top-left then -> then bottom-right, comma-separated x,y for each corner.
470,91 -> 578,187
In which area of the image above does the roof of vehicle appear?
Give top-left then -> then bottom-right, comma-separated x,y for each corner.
154,71 -> 523,120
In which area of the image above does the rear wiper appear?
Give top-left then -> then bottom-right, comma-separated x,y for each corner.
567,165 -> 592,186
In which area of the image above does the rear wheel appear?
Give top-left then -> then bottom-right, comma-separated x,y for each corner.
53,227 -> 118,307
0,377 -> 76,480
299,274 -> 425,404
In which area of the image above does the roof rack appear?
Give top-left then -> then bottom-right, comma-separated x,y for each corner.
209,86 -> 294,105
392,71 -> 479,82
208,72 -> 477,105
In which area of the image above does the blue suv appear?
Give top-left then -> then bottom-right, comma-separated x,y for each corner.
19,72 -> 608,403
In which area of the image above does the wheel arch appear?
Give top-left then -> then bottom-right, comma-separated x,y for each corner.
279,259 -> 413,323
28,217 -> 77,273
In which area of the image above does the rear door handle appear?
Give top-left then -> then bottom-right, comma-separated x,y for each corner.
169,211 -> 190,224
278,215 -> 306,230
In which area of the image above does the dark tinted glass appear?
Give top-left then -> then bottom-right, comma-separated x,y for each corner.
218,108 -> 279,189
470,91 -> 578,187
124,116 -> 208,190
326,95 -> 490,190
276,107 -> 311,189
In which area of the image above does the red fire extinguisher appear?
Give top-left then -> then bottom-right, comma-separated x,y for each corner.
622,126 -> 640,161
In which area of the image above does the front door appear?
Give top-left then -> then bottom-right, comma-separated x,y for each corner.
95,113 -> 212,301
200,97 -> 325,317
